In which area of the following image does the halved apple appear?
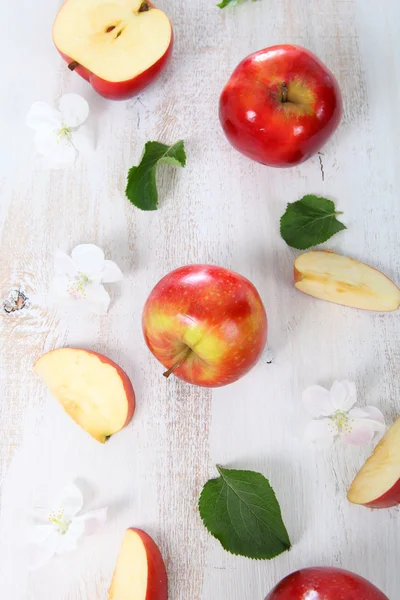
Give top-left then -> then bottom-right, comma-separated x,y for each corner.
53,0 -> 173,100
294,251 -> 400,311
348,417 -> 400,508
109,529 -> 168,600
34,348 -> 135,443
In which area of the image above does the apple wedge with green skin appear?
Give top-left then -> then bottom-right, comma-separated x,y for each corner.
34,348 -> 135,443
348,416 -> 400,509
109,529 -> 168,600
294,251 -> 400,311
53,0 -> 173,100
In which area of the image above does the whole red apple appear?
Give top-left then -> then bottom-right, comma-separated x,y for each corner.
53,0 -> 173,100
142,265 -> 267,387
219,45 -> 343,167
265,567 -> 388,600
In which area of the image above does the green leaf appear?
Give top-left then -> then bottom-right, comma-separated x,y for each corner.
280,194 -> 346,250
125,140 -> 186,211
198,465 -> 291,559
217,0 -> 257,8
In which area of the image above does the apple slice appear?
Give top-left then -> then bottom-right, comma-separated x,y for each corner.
34,348 -> 135,443
348,417 -> 400,508
53,0 -> 173,100
109,529 -> 168,600
294,251 -> 400,311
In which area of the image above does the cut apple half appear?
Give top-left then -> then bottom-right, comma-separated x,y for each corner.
53,0 -> 172,83
109,528 -> 168,600
34,348 -> 135,443
348,417 -> 400,508
294,251 -> 400,311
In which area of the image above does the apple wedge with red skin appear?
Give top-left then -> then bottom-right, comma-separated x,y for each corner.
348,416 -> 400,508
219,45 -> 343,167
142,264 -> 267,387
53,0 -> 173,100
109,529 -> 168,600
265,567 -> 388,600
34,348 -> 135,443
294,251 -> 400,311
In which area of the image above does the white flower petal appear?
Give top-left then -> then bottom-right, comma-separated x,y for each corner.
50,275 -> 72,302
302,385 -> 334,418
29,530 -> 62,571
59,93 -> 89,128
360,405 -> 386,426
84,283 -> 111,314
34,130 -> 76,166
59,483 -> 84,520
347,407 -> 370,419
30,524 -> 54,545
56,520 -> 85,554
54,249 -> 78,277
26,101 -> 62,131
102,260 -> 123,283
71,244 -> 105,276
330,380 -> 357,412
304,418 -> 338,445
75,507 -> 108,535
343,420 -> 375,446
71,124 -> 93,155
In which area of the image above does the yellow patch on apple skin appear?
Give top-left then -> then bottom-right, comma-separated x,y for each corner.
145,308 -> 229,363
286,76 -> 316,106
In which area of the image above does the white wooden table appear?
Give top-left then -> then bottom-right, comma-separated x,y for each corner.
1,0 -> 399,598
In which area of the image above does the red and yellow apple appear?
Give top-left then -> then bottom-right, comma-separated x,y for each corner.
219,45 -> 343,167
34,348 -> 135,443
142,264 -> 267,387
109,528 -> 168,600
265,567 -> 388,600
294,251 -> 400,311
348,416 -> 400,508
53,0 -> 173,100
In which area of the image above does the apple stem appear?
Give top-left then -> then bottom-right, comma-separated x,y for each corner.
281,82 -> 289,103
163,346 -> 192,379
68,61 -> 80,72
138,1 -> 150,11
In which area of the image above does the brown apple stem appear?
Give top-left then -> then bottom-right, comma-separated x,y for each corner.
138,1 -> 150,12
163,346 -> 192,379
281,82 -> 289,103
68,61 -> 80,71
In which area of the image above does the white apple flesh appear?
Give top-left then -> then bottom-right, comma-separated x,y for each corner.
53,0 -> 172,96
294,251 -> 400,311
348,416 -> 400,509
34,348 -> 135,443
108,529 -> 168,600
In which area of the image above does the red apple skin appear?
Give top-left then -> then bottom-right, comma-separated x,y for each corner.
130,529 -> 168,600
360,477 -> 400,509
142,265 -> 267,388
265,567 -> 388,600
86,350 -> 136,426
219,45 -> 343,167
53,1 -> 173,101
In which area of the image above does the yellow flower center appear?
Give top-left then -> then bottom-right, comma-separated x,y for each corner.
67,272 -> 90,299
48,506 -> 70,535
330,410 -> 353,435
57,124 -> 72,142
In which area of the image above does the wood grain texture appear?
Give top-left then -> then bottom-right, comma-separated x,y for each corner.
0,0 -> 399,598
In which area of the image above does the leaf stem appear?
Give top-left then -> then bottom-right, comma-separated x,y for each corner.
163,346 -> 192,378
